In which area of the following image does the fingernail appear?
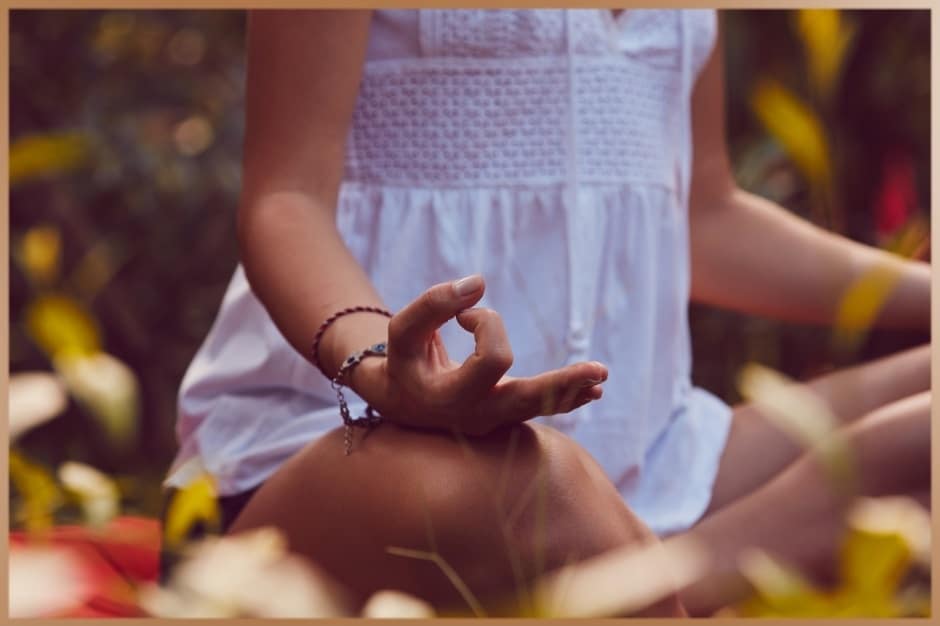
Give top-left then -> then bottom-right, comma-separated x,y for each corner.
453,274 -> 483,297
591,361 -> 608,380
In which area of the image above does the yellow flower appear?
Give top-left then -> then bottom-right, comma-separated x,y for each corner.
10,131 -> 88,186
794,10 -> 856,101
17,225 -> 61,286
750,79 -> 831,186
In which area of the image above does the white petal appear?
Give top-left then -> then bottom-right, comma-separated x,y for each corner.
9,372 -> 67,440
536,534 -> 708,617
9,546 -> 91,617
362,590 -> 435,618
58,461 -> 120,526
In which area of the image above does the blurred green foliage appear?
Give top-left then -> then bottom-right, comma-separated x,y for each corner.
11,10 -> 246,515
9,10 -> 930,521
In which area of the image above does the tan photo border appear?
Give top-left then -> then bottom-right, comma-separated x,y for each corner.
0,0 -> 935,624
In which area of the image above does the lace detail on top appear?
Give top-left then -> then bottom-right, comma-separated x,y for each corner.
346,9 -> 715,189
419,10 -> 567,57
345,57 -> 680,188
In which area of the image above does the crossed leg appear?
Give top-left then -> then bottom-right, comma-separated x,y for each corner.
228,421 -> 685,616
707,343 -> 930,513
678,344 -> 931,615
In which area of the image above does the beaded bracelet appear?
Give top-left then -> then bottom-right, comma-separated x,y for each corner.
310,306 -> 392,378
331,342 -> 388,455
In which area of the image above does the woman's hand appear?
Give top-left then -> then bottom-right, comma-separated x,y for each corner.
347,274 -> 608,436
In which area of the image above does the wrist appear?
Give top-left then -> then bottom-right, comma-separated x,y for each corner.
345,355 -> 389,405
318,312 -> 390,378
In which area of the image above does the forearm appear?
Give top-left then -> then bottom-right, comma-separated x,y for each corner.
238,190 -> 389,378
689,188 -> 930,331
235,11 -> 383,380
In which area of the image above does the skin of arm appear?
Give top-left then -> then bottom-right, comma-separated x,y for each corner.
237,10 -> 389,380
687,24 -> 930,332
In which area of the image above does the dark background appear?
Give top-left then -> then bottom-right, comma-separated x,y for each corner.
9,10 -> 931,518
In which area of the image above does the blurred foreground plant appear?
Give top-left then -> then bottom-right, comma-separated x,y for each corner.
733,497 -> 930,617
729,361 -> 930,617
9,545 -> 94,618
139,527 -> 349,618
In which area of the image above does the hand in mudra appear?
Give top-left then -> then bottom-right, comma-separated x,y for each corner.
354,274 -> 608,435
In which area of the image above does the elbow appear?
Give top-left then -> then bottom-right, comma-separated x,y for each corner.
236,190 -> 333,252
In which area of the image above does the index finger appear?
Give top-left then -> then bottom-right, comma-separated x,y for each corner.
388,275 -> 485,356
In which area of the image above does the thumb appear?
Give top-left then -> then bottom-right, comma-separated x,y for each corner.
388,274 -> 485,355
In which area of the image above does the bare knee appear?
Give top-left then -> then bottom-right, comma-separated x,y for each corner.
230,422 -> 675,615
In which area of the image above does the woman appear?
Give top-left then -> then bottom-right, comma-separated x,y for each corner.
165,9 -> 930,615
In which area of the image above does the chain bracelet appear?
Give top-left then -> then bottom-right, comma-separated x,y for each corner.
331,341 -> 387,455
311,306 -> 392,378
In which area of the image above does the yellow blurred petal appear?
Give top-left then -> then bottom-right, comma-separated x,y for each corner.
738,548 -> 816,598
795,10 -> 856,99
882,215 -> 930,259
735,549 -> 831,617
847,496 -> 930,568
839,528 -> 909,603
9,450 -> 63,533
738,364 -> 855,492
9,371 -> 68,441
738,363 -> 834,445
163,474 -> 220,550
362,590 -> 435,618
10,131 -> 89,186
533,534 -> 708,618
9,545 -> 93,617
58,461 -> 120,527
17,225 -> 61,285
54,351 -> 140,450
750,79 -> 831,185
25,293 -> 101,359
833,263 -> 903,351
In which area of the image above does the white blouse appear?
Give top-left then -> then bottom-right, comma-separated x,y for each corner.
167,9 -> 733,535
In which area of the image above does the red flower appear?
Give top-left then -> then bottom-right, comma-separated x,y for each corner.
10,516 -> 160,617
874,150 -> 917,239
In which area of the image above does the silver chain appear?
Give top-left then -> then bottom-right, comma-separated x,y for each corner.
330,342 -> 387,455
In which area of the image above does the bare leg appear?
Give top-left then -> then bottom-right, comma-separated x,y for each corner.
679,391 -> 930,616
708,343 -> 930,513
228,422 -> 684,617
